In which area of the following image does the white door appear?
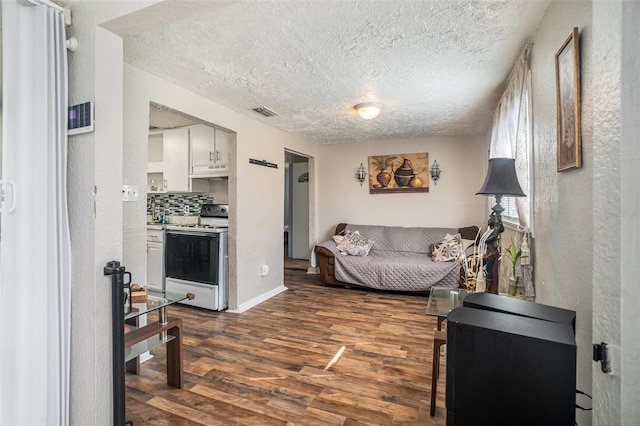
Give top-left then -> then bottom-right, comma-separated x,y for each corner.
290,162 -> 309,260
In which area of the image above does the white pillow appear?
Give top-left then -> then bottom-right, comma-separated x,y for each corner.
334,230 -> 374,256
333,234 -> 351,254
432,233 -> 463,262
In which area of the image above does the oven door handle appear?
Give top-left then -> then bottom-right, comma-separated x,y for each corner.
167,230 -> 213,237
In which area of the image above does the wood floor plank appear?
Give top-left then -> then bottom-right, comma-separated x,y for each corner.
296,366 -> 429,407
146,396 -> 229,425
197,366 -> 322,406
126,269 -> 446,425
316,387 -> 421,421
185,356 -> 219,377
149,392 -> 287,426
126,397 -> 200,426
267,398 -> 348,426
353,342 -> 407,358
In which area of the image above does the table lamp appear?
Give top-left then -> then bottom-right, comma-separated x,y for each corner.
476,158 -> 525,293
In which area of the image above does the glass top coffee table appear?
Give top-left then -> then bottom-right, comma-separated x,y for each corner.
425,286 -> 473,330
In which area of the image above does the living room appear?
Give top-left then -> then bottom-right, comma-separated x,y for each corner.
2,0 -> 638,425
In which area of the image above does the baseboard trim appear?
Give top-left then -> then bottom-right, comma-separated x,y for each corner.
307,267 -> 319,274
227,285 -> 288,313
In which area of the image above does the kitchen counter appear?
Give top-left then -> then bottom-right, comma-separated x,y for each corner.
147,223 -> 165,230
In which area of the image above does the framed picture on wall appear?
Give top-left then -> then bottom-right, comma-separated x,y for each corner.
367,152 -> 429,194
555,27 -> 582,172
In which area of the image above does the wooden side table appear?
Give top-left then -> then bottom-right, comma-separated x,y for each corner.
430,329 -> 447,416
425,287 -> 472,416
124,290 -> 193,388
125,316 -> 184,388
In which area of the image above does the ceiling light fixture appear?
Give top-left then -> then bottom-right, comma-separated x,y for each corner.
354,102 -> 383,120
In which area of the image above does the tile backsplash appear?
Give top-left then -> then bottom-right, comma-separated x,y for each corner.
147,193 -> 214,216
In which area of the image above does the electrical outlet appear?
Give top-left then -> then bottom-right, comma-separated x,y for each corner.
183,205 -> 189,215
122,185 -> 139,202
260,264 -> 269,276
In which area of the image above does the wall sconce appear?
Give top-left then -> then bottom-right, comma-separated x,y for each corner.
354,102 -> 383,120
356,163 -> 367,186
430,160 -> 442,185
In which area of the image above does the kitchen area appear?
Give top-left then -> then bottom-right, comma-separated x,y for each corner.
144,103 -> 233,312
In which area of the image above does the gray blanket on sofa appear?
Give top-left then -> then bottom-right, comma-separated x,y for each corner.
321,224 -> 461,292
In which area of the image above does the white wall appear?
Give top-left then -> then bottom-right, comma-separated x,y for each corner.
316,136 -> 487,240
0,105 -> 3,169
66,2 -> 160,423
123,64 -> 318,311
122,69 -> 149,285
591,0 -> 640,423
529,2 -> 593,425
0,29 -> 2,170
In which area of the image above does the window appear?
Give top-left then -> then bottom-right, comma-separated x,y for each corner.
502,197 -> 519,224
488,46 -> 533,234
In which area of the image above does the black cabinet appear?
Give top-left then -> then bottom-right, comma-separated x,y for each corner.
446,295 -> 577,426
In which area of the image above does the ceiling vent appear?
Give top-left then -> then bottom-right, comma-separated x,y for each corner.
252,107 -> 279,117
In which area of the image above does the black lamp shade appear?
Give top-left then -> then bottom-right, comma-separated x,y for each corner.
476,158 -> 525,197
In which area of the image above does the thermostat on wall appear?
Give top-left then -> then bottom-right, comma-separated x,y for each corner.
68,101 -> 94,135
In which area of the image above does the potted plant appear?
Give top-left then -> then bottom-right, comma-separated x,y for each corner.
500,240 -> 522,297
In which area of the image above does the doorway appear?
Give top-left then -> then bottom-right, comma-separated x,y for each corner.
284,150 -> 309,270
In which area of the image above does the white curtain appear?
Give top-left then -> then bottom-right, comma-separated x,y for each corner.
489,44 -> 532,230
0,1 -> 71,424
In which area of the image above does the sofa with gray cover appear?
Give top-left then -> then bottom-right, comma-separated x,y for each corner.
314,223 -> 479,292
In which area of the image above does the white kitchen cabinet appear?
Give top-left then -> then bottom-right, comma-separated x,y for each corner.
162,127 -> 190,192
148,127 -> 209,193
214,128 -> 229,165
146,229 -> 165,291
189,124 -> 229,177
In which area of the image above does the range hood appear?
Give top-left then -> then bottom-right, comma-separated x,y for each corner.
190,162 -> 229,178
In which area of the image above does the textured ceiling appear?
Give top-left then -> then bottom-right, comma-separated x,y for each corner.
149,102 -> 204,129
104,0 -> 549,144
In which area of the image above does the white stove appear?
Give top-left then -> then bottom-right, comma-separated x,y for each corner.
164,204 -> 229,311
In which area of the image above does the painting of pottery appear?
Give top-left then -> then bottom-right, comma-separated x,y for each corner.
367,152 -> 429,194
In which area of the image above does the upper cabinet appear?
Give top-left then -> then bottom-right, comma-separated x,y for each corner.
189,124 -> 229,177
148,127 -> 209,193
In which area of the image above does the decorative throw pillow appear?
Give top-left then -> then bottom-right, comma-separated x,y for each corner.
345,230 -> 374,256
333,234 -> 351,254
432,233 -> 463,262
334,230 -> 374,256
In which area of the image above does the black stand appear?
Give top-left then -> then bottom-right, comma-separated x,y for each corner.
104,261 -> 131,426
484,210 -> 503,294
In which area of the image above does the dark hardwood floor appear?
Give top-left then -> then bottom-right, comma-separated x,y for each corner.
125,269 -> 446,425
